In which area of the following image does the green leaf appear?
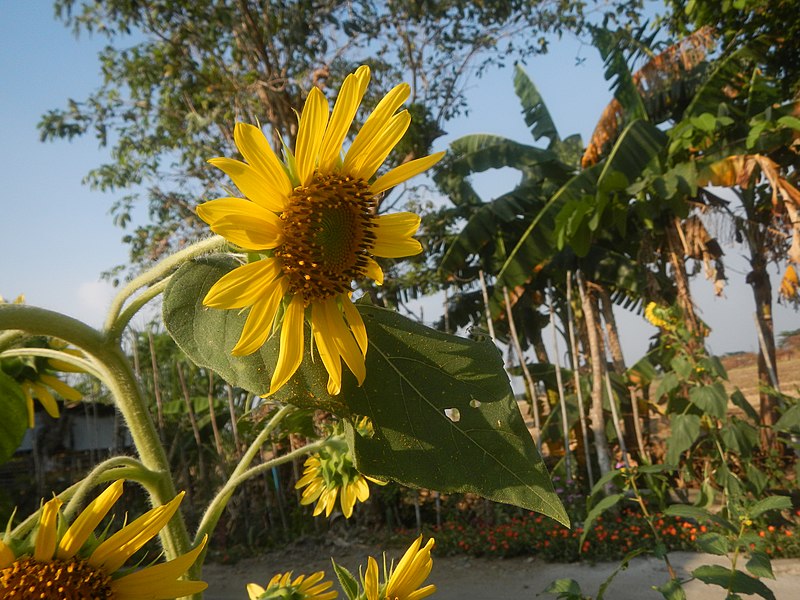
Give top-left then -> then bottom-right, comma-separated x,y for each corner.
656,372 -> 681,399
691,565 -> 776,600
774,403 -> 800,433
689,383 -> 728,419
331,559 -> 359,600
164,256 -> 568,524
655,578 -> 687,600
695,532 -> 729,555
749,495 -> 792,519
514,64 -> 559,144
580,493 -> 625,548
777,115 -> 800,130
670,356 -> 693,379
746,551 -> 775,580
666,414 -> 701,464
690,113 -> 716,132
542,578 -> 585,599
730,389 -> 760,422
347,306 -> 567,524
0,371 -> 28,464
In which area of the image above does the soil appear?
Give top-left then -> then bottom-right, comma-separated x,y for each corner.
201,540 -> 800,600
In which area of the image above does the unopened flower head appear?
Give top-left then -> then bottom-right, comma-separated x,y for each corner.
247,570 -> 338,600
197,65 -> 444,396
0,480 -> 207,599
296,432 -> 385,519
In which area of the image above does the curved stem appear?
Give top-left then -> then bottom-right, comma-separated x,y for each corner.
193,438 -> 327,549
11,463 -> 155,539
0,305 -> 191,561
106,276 -> 172,342
0,347 -> 108,384
0,330 -> 26,352
103,235 -> 226,334
63,456 -> 161,521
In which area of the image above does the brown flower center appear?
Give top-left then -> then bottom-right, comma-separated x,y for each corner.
277,173 -> 376,303
1,556 -> 113,599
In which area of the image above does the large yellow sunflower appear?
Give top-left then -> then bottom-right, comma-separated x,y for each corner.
0,480 -> 207,599
364,536 -> 436,600
247,570 -> 338,600
197,65 -> 444,396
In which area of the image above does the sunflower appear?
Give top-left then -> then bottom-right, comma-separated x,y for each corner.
0,480 -> 207,599
247,570 -> 338,600
295,436 -> 385,519
364,536 -> 436,600
197,65 -> 444,396
0,332 -> 83,428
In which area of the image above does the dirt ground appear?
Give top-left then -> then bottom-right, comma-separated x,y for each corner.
201,540 -> 800,600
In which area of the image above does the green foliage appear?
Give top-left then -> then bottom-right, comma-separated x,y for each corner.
162,255 -> 568,523
43,0 -> 606,269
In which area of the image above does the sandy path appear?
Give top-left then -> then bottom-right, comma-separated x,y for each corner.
201,540 -> 800,599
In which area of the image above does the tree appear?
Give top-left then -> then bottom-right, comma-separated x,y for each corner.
40,0 -> 635,272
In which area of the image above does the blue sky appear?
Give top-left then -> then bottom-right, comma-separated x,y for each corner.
1,2 -> 796,361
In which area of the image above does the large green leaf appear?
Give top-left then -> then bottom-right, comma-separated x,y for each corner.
163,256 -> 567,524
666,413 -> 701,464
514,64 -> 559,144
691,565 -> 776,600
0,371 -> 28,464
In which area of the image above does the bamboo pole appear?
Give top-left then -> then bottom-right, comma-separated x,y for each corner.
547,283 -> 572,477
566,272 -> 594,487
503,286 -> 541,449
477,270 -> 497,341
576,272 -> 613,477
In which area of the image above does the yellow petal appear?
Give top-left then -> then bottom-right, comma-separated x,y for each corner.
365,556 -> 379,600
322,299 -> 365,385
407,584 -> 438,600
234,122 -> 292,201
344,82 -> 410,172
40,374 -> 82,402
197,198 -> 283,250
371,152 -> 445,195
354,476 -> 370,502
341,296 -> 367,357
231,278 -> 289,356
21,383 -> 35,428
57,480 -> 124,559
296,87 -> 330,186
0,539 -> 14,568
89,492 -> 184,574
318,66 -> 371,172
246,584 -> 266,600
110,536 -> 208,600
34,497 -> 62,561
364,257 -> 384,285
340,481 -> 356,519
204,259 -> 282,309
312,302 -> 343,395
372,212 -> 423,258
208,157 -> 287,212
269,295 -> 306,394
350,110 -> 411,181
30,382 -> 60,419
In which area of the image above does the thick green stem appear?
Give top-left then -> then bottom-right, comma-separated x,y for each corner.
0,347 -> 107,384
103,235 -> 226,335
0,305 -> 191,561
11,463 -> 153,539
63,456 -> 161,521
106,276 -> 172,342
